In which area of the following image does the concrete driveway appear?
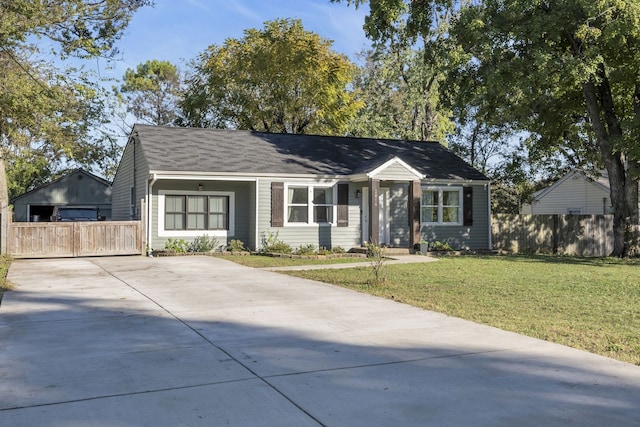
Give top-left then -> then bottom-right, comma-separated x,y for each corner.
1,256 -> 639,426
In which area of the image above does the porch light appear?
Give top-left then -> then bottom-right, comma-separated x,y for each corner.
198,183 -> 204,191
355,189 -> 361,199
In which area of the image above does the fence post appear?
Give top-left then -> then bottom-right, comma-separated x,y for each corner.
552,215 -> 558,254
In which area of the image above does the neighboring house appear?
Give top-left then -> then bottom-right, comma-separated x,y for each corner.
11,169 -> 112,222
111,125 -> 491,252
521,170 -> 612,215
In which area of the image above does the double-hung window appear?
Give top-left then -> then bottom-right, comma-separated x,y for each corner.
165,195 -> 229,231
286,185 -> 335,225
421,187 -> 462,225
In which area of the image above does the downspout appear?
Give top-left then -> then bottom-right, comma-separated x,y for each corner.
147,174 -> 157,256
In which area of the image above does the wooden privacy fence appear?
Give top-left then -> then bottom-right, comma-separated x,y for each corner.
491,214 -> 638,256
8,221 -> 143,258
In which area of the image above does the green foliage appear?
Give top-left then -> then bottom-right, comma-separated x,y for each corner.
350,45 -> 453,142
331,246 -> 346,254
296,244 -> 317,255
365,242 -> 387,285
164,238 -> 189,253
0,0 -> 149,199
429,241 -> 454,251
118,60 -> 182,126
260,231 -> 292,254
228,239 -> 246,253
189,235 -> 219,253
180,18 -> 361,135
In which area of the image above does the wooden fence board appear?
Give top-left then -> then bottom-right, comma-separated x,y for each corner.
8,221 -> 142,258
492,214 -> 622,256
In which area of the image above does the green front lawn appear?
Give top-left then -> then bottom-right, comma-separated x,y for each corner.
235,255 -> 640,365
0,255 -> 12,295
222,254 -> 368,268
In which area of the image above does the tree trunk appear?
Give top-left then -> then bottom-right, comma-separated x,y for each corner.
582,76 -> 636,257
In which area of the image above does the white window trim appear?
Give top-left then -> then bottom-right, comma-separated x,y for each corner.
158,190 -> 235,237
420,186 -> 463,226
284,183 -> 337,227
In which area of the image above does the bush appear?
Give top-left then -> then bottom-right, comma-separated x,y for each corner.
365,242 -> 387,285
189,235 -> 219,253
228,239 -> 246,253
260,231 -> 292,254
430,241 -> 454,251
165,238 -> 189,253
296,243 -> 316,255
331,246 -> 346,254
317,247 -> 332,255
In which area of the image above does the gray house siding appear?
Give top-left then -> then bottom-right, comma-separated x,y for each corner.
12,170 -> 112,222
388,183 -> 409,247
149,180 -> 253,250
257,178 -> 361,251
112,138 -> 150,221
419,183 -> 490,250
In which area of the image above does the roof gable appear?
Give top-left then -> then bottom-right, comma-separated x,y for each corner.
362,157 -> 425,181
131,125 -> 488,181
534,170 -> 609,202
11,169 -> 111,203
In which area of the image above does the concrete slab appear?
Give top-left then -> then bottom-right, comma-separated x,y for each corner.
1,255 -> 639,426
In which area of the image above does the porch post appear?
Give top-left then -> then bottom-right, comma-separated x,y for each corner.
369,178 -> 380,245
408,180 -> 421,249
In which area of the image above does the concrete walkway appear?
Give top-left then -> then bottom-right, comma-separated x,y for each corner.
1,256 -> 639,426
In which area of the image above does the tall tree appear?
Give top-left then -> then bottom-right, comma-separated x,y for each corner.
0,0 -> 150,199
350,44 -> 453,141
118,60 -> 181,126
179,18 -> 361,135
338,0 -> 640,256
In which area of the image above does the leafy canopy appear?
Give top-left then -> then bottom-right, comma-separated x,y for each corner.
180,18 -> 361,135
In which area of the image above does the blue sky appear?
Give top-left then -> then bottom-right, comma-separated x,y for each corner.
99,0 -> 371,80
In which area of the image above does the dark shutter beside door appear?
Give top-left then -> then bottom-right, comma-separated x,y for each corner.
463,187 -> 473,226
271,182 -> 284,227
337,183 -> 349,227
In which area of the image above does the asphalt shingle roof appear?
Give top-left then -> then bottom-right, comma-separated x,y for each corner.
132,124 -> 488,181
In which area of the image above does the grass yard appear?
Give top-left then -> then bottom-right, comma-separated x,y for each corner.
221,254 -> 368,268
0,255 -> 12,299
267,255 -> 640,365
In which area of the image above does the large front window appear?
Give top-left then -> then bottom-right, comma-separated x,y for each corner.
287,185 -> 335,224
421,188 -> 462,225
165,195 -> 229,231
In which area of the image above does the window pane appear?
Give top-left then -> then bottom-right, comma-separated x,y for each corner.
443,191 -> 459,206
166,196 -> 184,212
188,196 -> 206,213
288,206 -> 308,223
422,207 -> 438,223
314,206 -> 333,223
209,196 -> 227,213
288,187 -> 308,204
209,213 -> 227,229
422,190 -> 438,205
187,213 -> 205,229
442,207 -> 459,223
313,187 -> 333,204
165,213 -> 184,230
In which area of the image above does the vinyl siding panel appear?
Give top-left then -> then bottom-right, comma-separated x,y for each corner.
257,178 -> 361,250
419,183 -> 490,250
149,180 -> 253,250
531,177 -> 611,215
111,138 -> 149,221
373,163 -> 419,181
388,184 -> 409,247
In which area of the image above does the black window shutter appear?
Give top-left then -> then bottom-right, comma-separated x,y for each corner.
271,182 -> 284,227
463,186 -> 473,226
337,183 -> 349,227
